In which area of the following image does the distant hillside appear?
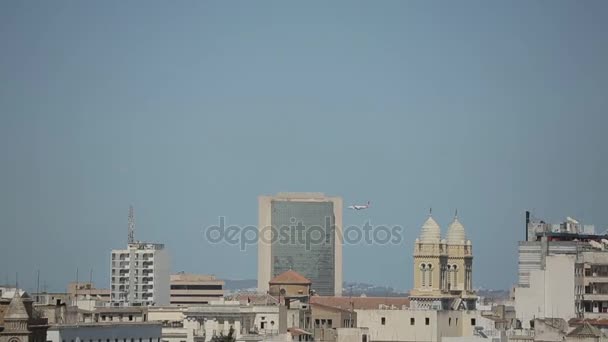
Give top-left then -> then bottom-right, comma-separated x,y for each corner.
222,279 -> 408,297
343,281 -> 408,297
223,279 -> 257,291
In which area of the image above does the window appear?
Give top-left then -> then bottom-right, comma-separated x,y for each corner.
129,315 -> 133,321
381,317 -> 386,325
456,318 -> 459,326
327,319 -> 332,328
315,319 -> 320,328
449,317 -> 451,326
471,318 -> 476,326
410,318 -> 415,325
425,317 -> 430,325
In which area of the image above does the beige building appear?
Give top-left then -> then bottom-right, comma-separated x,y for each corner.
410,211 -> 476,310
170,273 -> 224,306
258,193 -> 343,296
67,282 -> 110,303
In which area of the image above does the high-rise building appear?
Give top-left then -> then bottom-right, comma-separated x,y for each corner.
409,211 -> 476,310
110,242 -> 170,307
257,193 -> 343,296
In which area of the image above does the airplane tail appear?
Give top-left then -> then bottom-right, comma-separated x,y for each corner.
367,201 -> 371,207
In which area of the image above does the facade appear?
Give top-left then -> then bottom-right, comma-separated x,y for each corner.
46,323 -> 162,342
514,254 -> 577,329
111,243 -> 170,307
169,274 -> 224,306
518,212 -> 595,287
355,308 -> 482,342
0,290 -> 48,342
514,212 -> 608,328
257,193 -> 343,296
410,211 -> 476,310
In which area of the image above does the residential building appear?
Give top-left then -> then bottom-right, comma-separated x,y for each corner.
513,212 -> 608,328
67,282 -> 111,304
257,193 -> 343,296
111,242 -> 170,307
169,273 -> 224,306
515,254 -> 577,329
518,212 -> 595,288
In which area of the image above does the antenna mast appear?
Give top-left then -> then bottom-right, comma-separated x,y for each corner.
128,205 -> 135,244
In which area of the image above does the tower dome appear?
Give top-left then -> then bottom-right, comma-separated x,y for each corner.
447,213 -> 466,245
419,215 -> 441,243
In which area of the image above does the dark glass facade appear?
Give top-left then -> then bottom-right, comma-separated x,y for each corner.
270,200 -> 335,295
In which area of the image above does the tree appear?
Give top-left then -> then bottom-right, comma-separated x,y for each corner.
210,326 -> 235,342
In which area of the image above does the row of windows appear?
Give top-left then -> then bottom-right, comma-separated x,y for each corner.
380,317 -> 477,326
170,285 -> 223,290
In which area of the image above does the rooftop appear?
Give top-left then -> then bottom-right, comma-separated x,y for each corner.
310,296 -> 410,310
270,270 -> 311,285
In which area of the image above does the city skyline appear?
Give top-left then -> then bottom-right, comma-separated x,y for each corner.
1,1 -> 607,293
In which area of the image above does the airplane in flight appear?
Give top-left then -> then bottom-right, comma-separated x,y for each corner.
348,201 -> 371,210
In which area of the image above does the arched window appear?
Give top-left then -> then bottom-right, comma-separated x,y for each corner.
420,263 -> 427,287
428,264 -> 433,287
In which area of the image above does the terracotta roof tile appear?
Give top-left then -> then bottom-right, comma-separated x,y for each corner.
269,270 -> 311,285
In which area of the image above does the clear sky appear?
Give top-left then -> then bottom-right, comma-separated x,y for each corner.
1,1 -> 607,292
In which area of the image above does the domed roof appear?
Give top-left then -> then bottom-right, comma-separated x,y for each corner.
5,290 -> 29,320
447,215 -> 466,245
419,215 -> 441,243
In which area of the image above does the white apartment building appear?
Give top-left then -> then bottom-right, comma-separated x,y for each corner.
111,243 -> 170,307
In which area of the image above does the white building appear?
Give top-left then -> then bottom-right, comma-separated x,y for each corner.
111,243 -> 170,307
46,323 -> 162,342
514,254 -> 577,329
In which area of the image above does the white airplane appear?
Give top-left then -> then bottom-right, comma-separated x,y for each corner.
348,201 -> 370,210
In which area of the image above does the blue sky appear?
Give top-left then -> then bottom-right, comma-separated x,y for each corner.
1,1 -> 607,292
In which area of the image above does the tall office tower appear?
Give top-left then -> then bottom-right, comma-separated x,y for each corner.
257,193 -> 343,296
110,206 -> 169,306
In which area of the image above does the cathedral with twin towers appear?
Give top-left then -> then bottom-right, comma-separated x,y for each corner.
409,210 -> 477,310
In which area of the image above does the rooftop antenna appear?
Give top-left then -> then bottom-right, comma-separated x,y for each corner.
128,205 -> 135,244
36,270 -> 40,302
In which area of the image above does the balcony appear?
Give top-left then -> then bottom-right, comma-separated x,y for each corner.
584,276 -> 608,285
583,294 -> 608,301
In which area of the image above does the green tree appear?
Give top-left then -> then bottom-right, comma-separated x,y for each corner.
210,326 -> 235,342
